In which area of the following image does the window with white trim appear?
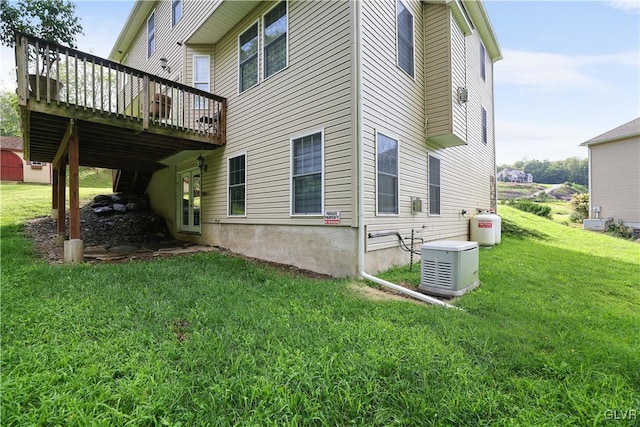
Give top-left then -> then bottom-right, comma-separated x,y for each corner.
482,107 -> 488,145
228,154 -> 246,216
291,131 -> 323,215
147,11 -> 155,58
172,0 -> 182,27
396,0 -> 414,78
239,23 -> 259,93
428,155 -> 441,215
193,55 -> 210,109
377,132 -> 399,215
263,1 -> 287,79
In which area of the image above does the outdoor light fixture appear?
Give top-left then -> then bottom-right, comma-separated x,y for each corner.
159,57 -> 171,73
197,154 -> 207,172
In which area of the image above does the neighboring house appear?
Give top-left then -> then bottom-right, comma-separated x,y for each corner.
104,0 -> 502,277
580,117 -> 640,229
497,168 -> 533,183
0,136 -> 52,183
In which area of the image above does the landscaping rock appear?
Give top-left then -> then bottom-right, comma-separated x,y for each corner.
112,203 -> 127,213
94,206 -> 114,216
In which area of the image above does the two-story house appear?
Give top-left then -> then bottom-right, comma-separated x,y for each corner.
106,0 -> 501,277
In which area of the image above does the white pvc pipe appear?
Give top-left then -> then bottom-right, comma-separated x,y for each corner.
354,1 -> 458,310
360,271 -> 461,309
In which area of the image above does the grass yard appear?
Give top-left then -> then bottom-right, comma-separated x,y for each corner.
2,185 -> 639,425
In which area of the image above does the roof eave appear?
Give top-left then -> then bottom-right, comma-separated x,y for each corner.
462,0 -> 502,62
108,1 -> 157,62
580,132 -> 640,147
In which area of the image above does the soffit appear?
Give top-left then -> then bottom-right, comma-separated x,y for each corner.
186,1 -> 261,44
109,1 -> 156,62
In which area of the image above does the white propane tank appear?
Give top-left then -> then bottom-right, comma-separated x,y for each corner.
492,211 -> 502,245
471,210 -> 501,246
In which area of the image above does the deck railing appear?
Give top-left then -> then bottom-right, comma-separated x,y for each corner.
15,33 -> 226,142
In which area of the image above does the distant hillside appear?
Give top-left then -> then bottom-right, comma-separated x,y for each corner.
497,157 -> 587,185
498,182 -> 587,201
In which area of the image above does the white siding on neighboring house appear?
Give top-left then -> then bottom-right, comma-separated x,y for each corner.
589,138 -> 640,226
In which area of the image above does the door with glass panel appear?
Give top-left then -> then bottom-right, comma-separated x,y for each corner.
179,169 -> 201,233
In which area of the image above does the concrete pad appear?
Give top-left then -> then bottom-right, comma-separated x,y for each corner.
63,239 -> 84,263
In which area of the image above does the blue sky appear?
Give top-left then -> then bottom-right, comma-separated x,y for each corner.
1,0 -> 639,164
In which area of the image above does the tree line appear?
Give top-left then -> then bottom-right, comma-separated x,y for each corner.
498,158 -> 588,185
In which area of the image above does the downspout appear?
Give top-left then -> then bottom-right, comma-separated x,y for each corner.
354,1 -> 458,310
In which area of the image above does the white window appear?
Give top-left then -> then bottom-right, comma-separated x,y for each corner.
396,0 -> 414,78
239,22 -> 259,93
228,154 -> 247,216
172,0 -> 182,27
482,107 -> 487,145
147,11 -> 155,58
428,155 -> 441,216
376,132 -> 399,215
193,55 -> 210,109
291,131 -> 323,215
480,42 -> 486,81
263,1 -> 288,79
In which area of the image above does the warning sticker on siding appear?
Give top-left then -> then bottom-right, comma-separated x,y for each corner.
324,211 -> 341,225
478,221 -> 493,228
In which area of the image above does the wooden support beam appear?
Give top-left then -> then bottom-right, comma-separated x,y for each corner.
52,166 -> 58,210
68,123 -> 80,240
52,119 -> 75,170
16,35 -> 29,106
57,165 -> 66,235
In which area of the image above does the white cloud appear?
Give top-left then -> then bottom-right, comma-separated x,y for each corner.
607,0 -> 640,13
495,49 -> 639,93
494,119 -> 591,163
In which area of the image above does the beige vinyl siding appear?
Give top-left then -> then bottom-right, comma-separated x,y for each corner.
590,138 -> 640,224
197,0 -> 354,226
361,0 -> 496,253
117,1 -> 226,80
450,10 -> 467,140
424,5 -> 467,145
424,4 -> 450,137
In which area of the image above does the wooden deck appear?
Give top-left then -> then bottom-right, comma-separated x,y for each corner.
16,33 -> 227,174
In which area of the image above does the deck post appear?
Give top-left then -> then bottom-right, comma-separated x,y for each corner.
51,167 -> 58,219
63,122 -> 83,263
54,164 -> 66,247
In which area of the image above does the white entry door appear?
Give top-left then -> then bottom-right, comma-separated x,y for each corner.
179,169 -> 201,233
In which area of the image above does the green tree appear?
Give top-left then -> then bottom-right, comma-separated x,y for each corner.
0,91 -> 21,136
0,0 -> 82,48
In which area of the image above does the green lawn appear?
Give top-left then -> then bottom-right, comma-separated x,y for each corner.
2,185 -> 639,426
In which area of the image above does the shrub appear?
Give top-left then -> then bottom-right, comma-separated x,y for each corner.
505,199 -> 552,219
570,193 -> 589,222
606,220 -> 635,240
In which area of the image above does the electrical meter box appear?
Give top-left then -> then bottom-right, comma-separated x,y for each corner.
419,240 -> 479,297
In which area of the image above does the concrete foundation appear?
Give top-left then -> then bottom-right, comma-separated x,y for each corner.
63,239 -> 84,263
583,219 -> 607,231
53,233 -> 65,247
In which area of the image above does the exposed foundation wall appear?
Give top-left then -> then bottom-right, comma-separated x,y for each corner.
161,221 -> 359,278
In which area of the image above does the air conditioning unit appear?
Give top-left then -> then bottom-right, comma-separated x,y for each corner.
419,240 -> 479,297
